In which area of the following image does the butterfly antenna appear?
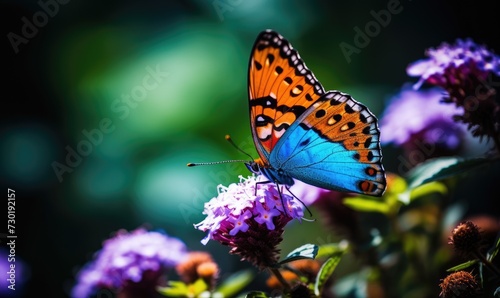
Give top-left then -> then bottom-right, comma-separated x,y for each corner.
225,135 -> 254,161
187,160 -> 248,167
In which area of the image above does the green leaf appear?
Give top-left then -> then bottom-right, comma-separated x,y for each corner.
316,242 -> 349,259
158,279 -> 208,297
278,244 -> 318,265
406,157 -> 493,189
343,197 -> 390,214
314,254 -> 344,296
409,181 -> 447,197
157,281 -> 189,297
446,259 -> 478,272
217,269 -> 254,297
387,173 -> 409,194
397,181 -> 448,205
192,278 -> 209,295
245,291 -> 269,298
487,234 -> 500,262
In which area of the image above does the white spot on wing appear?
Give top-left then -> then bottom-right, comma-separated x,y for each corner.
274,129 -> 286,139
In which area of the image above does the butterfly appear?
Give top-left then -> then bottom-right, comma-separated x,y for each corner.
245,30 -> 387,196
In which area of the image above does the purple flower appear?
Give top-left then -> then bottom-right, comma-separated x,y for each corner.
254,201 -> 282,230
407,38 -> 500,146
195,175 -> 304,269
380,86 -> 467,155
228,210 -> 252,235
408,38 -> 500,89
72,228 -> 187,298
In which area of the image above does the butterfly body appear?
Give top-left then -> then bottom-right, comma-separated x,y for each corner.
247,30 -> 386,196
245,158 -> 294,186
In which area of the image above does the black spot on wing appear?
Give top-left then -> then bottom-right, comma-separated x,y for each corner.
360,113 -> 368,123
364,137 -> 373,148
315,110 -> 326,118
344,104 -> 355,114
254,61 -> 262,70
330,98 -> 341,106
299,138 -> 311,147
267,53 -> 275,65
276,104 -> 307,117
367,151 -> 374,161
274,122 -> 291,132
250,96 -> 277,108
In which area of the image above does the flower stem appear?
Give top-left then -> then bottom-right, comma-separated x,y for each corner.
270,268 -> 292,292
473,250 -> 500,277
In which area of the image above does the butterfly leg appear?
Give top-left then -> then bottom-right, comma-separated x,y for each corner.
274,182 -> 291,217
254,179 -> 291,217
254,179 -> 272,196
284,186 -> 313,219
254,178 -> 312,218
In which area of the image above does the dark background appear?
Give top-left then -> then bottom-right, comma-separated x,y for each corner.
1,0 -> 499,297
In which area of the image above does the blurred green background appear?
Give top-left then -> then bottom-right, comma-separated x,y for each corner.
1,0 -> 499,296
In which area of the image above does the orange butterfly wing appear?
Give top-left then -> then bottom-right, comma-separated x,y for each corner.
248,30 -> 325,161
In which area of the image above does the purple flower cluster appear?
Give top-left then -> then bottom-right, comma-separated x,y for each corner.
407,38 -> 500,144
195,175 -> 303,244
72,228 -> 187,298
195,175 -> 304,269
408,38 -> 500,89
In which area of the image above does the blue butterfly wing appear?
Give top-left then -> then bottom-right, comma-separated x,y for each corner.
269,91 -> 387,196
